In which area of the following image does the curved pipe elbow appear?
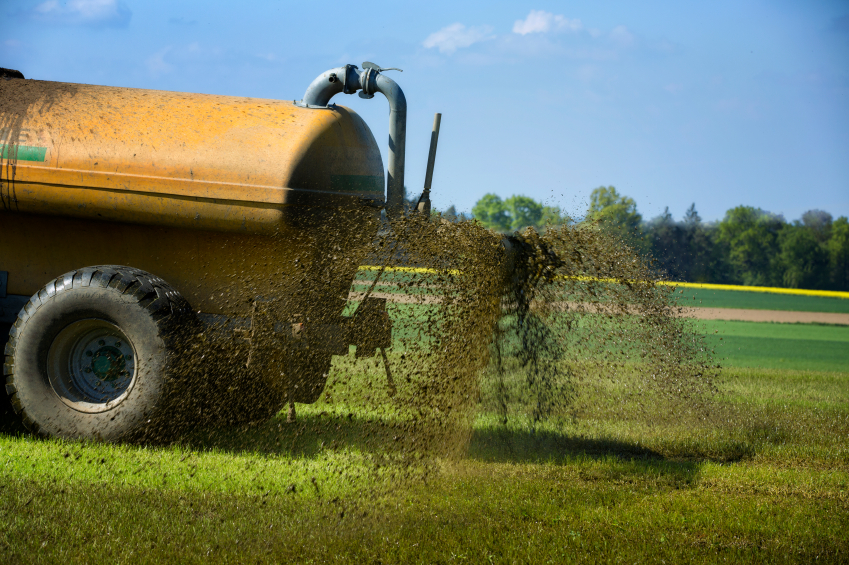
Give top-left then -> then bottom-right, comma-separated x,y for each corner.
300,66 -> 407,215
301,66 -> 348,107
374,74 -> 406,114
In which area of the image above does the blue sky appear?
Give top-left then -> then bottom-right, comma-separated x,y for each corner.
2,0 -> 847,222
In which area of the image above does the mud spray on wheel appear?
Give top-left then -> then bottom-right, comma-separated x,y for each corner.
1,63 -> 719,515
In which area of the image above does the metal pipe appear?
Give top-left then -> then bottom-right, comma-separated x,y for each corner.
300,65 -> 406,216
300,67 -> 345,106
373,73 -> 406,216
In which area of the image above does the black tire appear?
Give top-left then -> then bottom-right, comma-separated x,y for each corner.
0,323 -> 26,435
3,266 -> 195,441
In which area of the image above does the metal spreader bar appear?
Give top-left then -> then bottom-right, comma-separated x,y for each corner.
417,113 -> 442,216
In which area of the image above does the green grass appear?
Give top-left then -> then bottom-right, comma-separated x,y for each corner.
673,287 -> 849,313
2,294 -> 848,563
2,361 -> 847,564
699,320 -> 849,372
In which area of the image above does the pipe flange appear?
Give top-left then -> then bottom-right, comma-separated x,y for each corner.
359,68 -> 377,99
342,64 -> 358,95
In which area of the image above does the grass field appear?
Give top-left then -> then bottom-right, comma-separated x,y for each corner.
355,275 -> 849,373
2,357 -> 847,563
3,278 -> 848,563
700,320 -> 849,372
673,287 -> 849,313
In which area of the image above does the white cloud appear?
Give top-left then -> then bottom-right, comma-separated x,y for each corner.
31,0 -> 131,27
513,10 -> 582,35
35,1 -> 59,14
423,23 -> 493,55
610,25 -> 635,46
145,47 -> 174,77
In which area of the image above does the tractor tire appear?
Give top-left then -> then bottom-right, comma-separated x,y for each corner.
3,266 -> 196,441
0,322 -> 26,435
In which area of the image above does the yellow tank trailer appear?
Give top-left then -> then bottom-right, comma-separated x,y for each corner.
1,64 -> 404,440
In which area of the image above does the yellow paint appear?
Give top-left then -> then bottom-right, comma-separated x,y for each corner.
654,280 -> 849,299
1,80 -> 383,234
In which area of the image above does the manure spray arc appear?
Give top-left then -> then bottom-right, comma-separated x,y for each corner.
0,63 -> 518,441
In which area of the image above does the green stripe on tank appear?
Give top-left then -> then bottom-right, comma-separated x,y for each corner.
0,145 -> 47,162
330,174 -> 383,193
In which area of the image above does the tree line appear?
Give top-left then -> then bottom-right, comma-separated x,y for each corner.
465,187 -> 849,291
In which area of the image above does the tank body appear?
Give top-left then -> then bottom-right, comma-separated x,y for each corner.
0,79 -> 384,317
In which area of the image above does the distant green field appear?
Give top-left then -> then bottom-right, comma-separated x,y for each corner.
673,287 -> 849,313
347,291 -> 849,372
700,320 -> 849,372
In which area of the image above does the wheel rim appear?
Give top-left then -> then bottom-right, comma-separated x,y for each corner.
47,319 -> 137,413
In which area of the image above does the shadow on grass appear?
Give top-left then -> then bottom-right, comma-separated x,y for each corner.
176,413 -> 712,489
469,427 -> 667,462
178,410 -> 670,462
179,411 -> 421,459
1,401 -> 755,472
179,408 -> 753,467
469,426 -> 756,465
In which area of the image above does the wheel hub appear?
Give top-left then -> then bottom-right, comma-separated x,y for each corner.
47,319 -> 136,411
90,345 -> 127,380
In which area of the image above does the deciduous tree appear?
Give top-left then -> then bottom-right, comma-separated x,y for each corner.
586,186 -> 642,233
472,194 -> 567,232
828,216 -> 849,291
778,225 -> 828,289
716,206 -> 785,286
472,194 -> 512,232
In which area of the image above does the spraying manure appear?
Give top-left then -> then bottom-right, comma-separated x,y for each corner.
158,209 -> 719,501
